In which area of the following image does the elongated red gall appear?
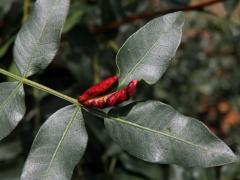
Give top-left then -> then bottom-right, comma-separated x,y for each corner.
107,80 -> 138,106
83,93 -> 114,108
78,76 -> 118,103
82,80 -> 138,108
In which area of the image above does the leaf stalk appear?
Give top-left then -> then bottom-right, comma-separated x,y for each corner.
0,67 -> 78,105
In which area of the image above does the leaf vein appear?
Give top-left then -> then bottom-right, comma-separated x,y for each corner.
118,19 -> 178,87
111,116 -> 210,152
0,82 -> 22,114
44,106 -> 80,177
23,0 -> 59,77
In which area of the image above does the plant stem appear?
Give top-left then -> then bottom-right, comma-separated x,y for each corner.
0,67 -> 78,105
92,0 -> 225,34
93,56 -> 100,84
0,67 -> 111,120
22,0 -> 31,23
108,157 -> 117,175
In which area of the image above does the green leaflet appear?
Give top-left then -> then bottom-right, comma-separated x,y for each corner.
21,105 -> 88,180
117,12 -> 184,87
105,100 -> 238,167
14,0 -> 70,77
0,82 -> 25,141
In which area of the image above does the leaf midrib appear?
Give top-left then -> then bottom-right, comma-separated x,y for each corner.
23,0 -> 59,77
118,16 -> 180,87
44,106 -> 80,177
109,115 -> 218,153
88,107 -> 205,152
0,82 -> 22,113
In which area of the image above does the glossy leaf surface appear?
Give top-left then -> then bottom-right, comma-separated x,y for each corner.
0,82 -> 25,140
21,105 -> 88,180
105,101 -> 238,167
117,12 -> 184,87
14,0 -> 70,77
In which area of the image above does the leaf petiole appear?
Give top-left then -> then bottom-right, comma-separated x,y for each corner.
0,67 -> 78,105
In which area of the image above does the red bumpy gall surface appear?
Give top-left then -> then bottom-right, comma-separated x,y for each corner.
82,93 -> 114,109
107,80 -> 138,106
78,76 -> 118,103
82,80 -> 138,108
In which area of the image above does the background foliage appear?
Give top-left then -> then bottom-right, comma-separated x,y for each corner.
0,0 -> 240,179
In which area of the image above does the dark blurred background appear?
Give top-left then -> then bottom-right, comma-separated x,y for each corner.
0,0 -> 240,179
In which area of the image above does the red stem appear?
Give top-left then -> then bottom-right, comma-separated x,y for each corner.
92,0 -> 225,34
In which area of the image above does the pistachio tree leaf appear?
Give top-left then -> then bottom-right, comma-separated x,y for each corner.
14,0 -> 70,77
0,82 -> 25,141
104,101 -> 238,167
117,12 -> 184,87
21,105 -> 88,180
